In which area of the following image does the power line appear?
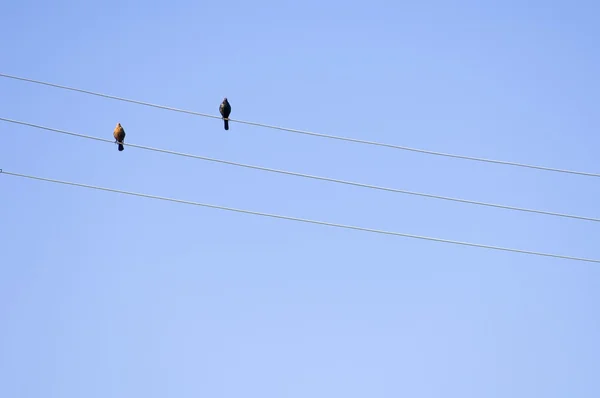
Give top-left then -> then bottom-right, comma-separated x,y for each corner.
1,169 -> 598,264
1,72 -> 598,179
2,116 -> 598,224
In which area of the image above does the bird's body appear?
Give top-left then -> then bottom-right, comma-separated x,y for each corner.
219,98 -> 231,130
113,123 -> 126,151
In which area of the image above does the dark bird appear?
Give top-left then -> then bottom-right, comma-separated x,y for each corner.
113,122 -> 126,151
219,97 -> 231,130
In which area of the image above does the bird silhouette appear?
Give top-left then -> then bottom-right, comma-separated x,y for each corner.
219,98 -> 231,130
113,123 -> 126,151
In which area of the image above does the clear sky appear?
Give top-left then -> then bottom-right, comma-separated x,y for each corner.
1,0 -> 599,396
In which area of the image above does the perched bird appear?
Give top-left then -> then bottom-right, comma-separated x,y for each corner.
219,97 -> 231,130
113,122 -> 126,151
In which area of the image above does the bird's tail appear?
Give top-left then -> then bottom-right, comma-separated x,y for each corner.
224,119 -> 229,130
118,143 -> 124,151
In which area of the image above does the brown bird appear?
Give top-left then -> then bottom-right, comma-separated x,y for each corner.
219,97 -> 231,130
113,122 -> 126,151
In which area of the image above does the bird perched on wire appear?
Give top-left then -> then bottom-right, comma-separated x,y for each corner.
113,122 -> 126,151
219,97 -> 231,130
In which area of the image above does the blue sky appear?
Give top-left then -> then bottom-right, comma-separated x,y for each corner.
1,0 -> 599,396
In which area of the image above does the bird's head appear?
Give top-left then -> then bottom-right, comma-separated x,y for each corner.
223,97 -> 228,103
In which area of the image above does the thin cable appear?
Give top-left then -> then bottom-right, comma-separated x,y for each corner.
1,72 -> 598,178
1,169 -> 598,264
2,116 -> 598,224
